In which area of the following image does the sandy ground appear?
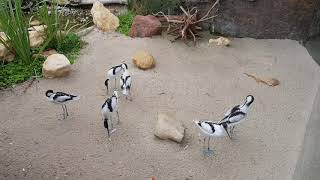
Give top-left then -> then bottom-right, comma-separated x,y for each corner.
1,31 -> 320,180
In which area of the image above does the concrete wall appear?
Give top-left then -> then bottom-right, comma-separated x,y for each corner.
293,84 -> 320,180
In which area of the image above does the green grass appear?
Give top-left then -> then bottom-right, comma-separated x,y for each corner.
57,33 -> 86,64
0,33 -> 86,88
0,58 -> 44,88
118,11 -> 135,36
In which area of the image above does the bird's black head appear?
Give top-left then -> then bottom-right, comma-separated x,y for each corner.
105,79 -> 109,87
121,63 -> 128,70
45,90 -> 54,97
246,95 -> 254,106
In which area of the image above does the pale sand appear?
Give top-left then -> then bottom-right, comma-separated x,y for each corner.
0,31 -> 320,180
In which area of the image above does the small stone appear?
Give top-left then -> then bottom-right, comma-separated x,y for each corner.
209,37 -> 231,46
28,25 -> 47,32
42,54 -> 71,78
91,1 -> 119,32
29,20 -> 42,26
132,50 -> 156,70
154,113 -> 185,143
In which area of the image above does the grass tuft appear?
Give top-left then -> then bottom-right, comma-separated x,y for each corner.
57,33 -> 86,64
118,11 -> 135,36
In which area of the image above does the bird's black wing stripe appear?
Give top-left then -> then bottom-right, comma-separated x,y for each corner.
106,98 -> 113,112
125,75 -> 131,83
53,92 -> 72,101
229,111 -> 246,120
205,122 -> 215,133
230,105 -> 240,114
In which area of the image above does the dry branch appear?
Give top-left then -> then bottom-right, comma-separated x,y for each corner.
154,0 -> 220,44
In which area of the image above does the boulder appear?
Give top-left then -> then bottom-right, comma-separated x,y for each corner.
29,30 -> 45,48
129,15 -> 162,38
0,44 -> 14,62
154,113 -> 185,143
186,0 -> 320,40
132,50 -> 155,70
91,1 -> 119,32
209,37 -> 231,46
28,25 -> 47,32
42,54 -> 71,78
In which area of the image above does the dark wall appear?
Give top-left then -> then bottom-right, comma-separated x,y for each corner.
185,0 -> 320,40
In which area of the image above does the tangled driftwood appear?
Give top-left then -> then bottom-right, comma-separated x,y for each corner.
154,0 -> 220,45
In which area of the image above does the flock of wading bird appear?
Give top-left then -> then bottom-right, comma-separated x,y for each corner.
45,62 -> 254,155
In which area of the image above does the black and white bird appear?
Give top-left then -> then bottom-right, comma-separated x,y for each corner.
101,91 -> 120,137
105,63 -> 128,94
45,90 -> 80,119
219,95 -> 255,137
120,69 -> 132,100
194,120 -> 231,151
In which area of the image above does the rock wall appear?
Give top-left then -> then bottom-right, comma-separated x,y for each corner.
185,0 -> 320,40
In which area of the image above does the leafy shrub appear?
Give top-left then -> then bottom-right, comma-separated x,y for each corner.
118,11 -> 135,36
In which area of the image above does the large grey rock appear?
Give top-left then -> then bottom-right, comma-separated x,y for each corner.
42,54 -> 71,78
186,0 -> 320,40
154,113 -> 185,143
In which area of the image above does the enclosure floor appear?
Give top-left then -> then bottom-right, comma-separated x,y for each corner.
1,31 -> 320,180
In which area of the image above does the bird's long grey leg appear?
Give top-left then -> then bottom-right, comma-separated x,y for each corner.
64,104 -> 69,116
61,105 -> 66,119
104,118 -> 110,137
231,126 -> 235,137
226,129 -> 232,140
110,114 -> 113,130
203,137 -> 206,149
107,85 -> 109,95
116,110 -> 120,124
207,137 -> 211,150
114,78 -> 117,89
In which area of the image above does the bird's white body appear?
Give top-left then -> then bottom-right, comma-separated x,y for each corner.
107,67 -> 123,80
101,91 -> 120,137
194,120 -> 228,137
101,91 -> 119,117
47,92 -> 80,105
45,90 -> 80,119
220,95 -> 254,126
120,70 -> 132,96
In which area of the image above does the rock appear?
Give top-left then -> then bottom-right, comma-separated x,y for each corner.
0,44 -> 15,62
209,37 -> 231,46
42,54 -> 71,78
29,31 -> 45,48
32,49 -> 58,59
132,50 -> 155,70
76,0 -> 128,5
91,1 -> 119,32
0,32 -> 7,41
129,15 -> 162,38
0,44 -> 9,59
194,0 -> 320,40
28,25 -> 47,32
29,20 -> 42,26
154,113 -> 185,143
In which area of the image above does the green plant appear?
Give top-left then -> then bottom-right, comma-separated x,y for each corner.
128,0 -> 181,15
37,0 -> 62,51
0,0 -> 32,64
118,11 -> 135,36
57,33 -> 86,64
0,57 -> 44,88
